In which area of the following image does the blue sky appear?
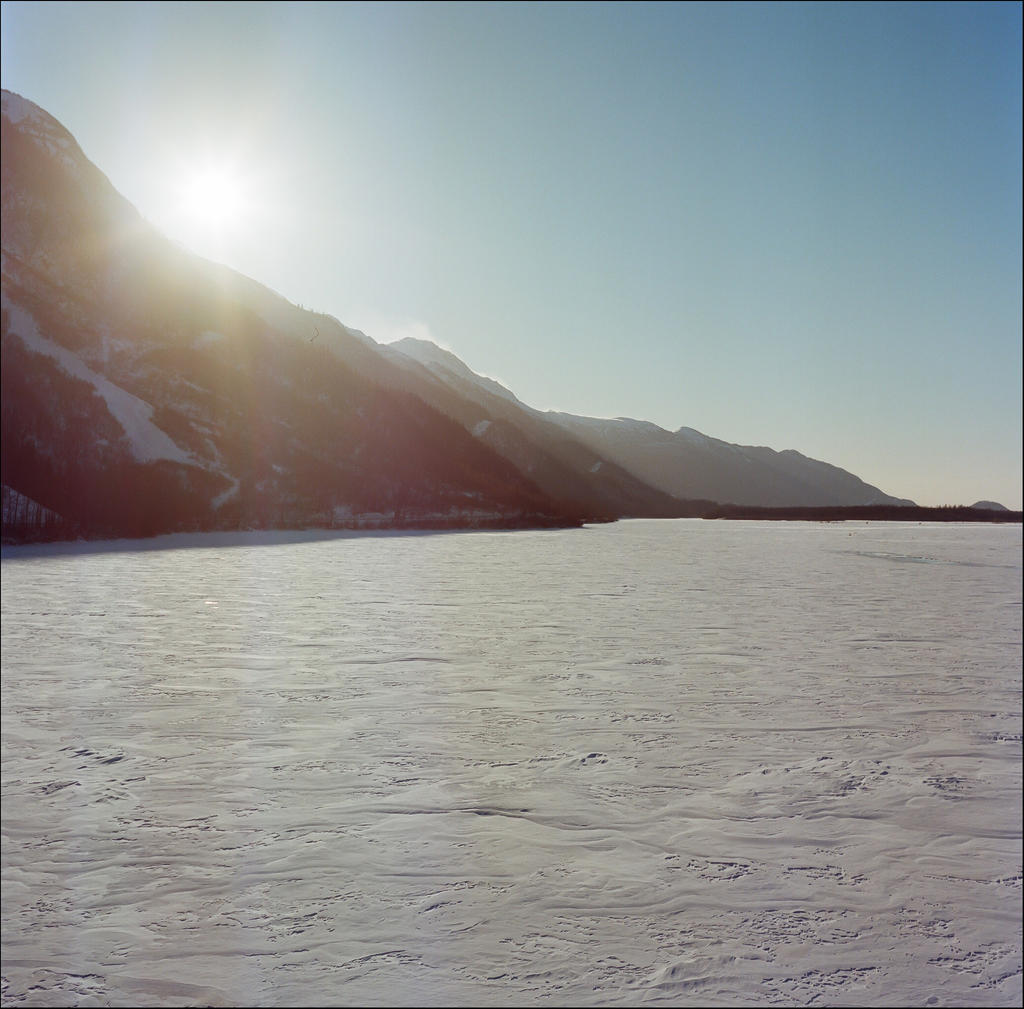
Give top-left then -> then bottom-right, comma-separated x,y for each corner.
2,1 -> 1021,507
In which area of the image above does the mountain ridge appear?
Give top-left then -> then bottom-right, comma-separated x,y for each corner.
382,342 -> 915,509
2,88 -> 950,544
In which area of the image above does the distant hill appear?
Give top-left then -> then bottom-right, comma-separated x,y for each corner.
382,338 -> 913,508
971,501 -> 1008,511
541,414 -> 915,508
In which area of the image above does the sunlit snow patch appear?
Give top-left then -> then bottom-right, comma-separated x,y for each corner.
2,295 -> 194,466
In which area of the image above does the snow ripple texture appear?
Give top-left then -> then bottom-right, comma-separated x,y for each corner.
1,520 -> 1021,1006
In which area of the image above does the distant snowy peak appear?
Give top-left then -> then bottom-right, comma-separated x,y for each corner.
387,337 -> 522,405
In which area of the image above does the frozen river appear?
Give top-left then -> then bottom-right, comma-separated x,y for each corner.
1,520 -> 1021,1006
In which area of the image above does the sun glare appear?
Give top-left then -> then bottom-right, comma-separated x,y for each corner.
161,150 -> 276,262
179,165 -> 247,231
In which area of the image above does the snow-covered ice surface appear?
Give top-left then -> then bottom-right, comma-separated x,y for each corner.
1,520 -> 1021,1007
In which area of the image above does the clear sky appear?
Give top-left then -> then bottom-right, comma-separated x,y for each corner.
2,1 -> 1021,508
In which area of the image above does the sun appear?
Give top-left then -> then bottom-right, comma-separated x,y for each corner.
160,150 -> 274,261
179,164 -> 248,231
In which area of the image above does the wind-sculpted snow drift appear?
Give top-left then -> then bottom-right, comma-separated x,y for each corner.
3,88 -> 914,542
